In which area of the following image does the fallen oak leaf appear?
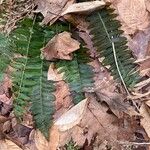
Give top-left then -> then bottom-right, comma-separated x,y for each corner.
61,1 -> 106,16
42,31 -> 80,60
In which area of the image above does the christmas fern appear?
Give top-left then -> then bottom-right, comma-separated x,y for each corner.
10,18 -> 70,138
56,47 -> 94,104
88,6 -> 140,93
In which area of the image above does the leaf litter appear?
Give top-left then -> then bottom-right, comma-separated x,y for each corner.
0,0 -> 150,150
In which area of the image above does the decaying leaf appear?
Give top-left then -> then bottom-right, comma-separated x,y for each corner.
61,1 -> 106,16
117,0 -> 150,33
42,31 -> 80,60
140,103 -> 150,138
34,0 -> 75,25
0,139 -> 22,150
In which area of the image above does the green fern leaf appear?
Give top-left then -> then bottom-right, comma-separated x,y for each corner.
56,46 -> 94,104
10,17 -> 71,138
88,7 -> 140,92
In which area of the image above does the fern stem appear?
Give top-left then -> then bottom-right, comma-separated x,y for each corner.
16,16 -> 36,99
98,13 -> 130,94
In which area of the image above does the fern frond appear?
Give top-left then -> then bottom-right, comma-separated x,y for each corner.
56,46 -> 94,104
88,7 -> 140,92
9,17 -> 72,138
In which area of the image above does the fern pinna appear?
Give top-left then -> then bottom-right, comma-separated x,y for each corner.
56,46 -> 94,104
88,6 -> 140,93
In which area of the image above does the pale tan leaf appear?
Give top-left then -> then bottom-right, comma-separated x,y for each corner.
117,0 -> 150,31
0,140 -> 22,150
42,31 -> 80,60
140,103 -> 150,138
55,98 -> 88,131
34,130 -> 49,150
61,1 -> 106,16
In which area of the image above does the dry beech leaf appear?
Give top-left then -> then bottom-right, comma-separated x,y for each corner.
34,130 -> 49,150
117,0 -> 150,32
42,31 -> 80,60
34,0 -> 75,25
0,140 -> 22,150
61,1 -> 106,16
55,98 -> 88,131
140,103 -> 150,138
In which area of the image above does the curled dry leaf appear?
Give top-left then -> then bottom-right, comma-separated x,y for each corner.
140,103 -> 150,138
61,1 -> 106,16
34,0 -> 75,25
42,31 -> 80,60
117,0 -> 150,32
0,139 -> 22,150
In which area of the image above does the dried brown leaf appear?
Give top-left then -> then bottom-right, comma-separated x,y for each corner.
42,31 -> 80,60
61,1 -> 106,16
54,81 -> 72,111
